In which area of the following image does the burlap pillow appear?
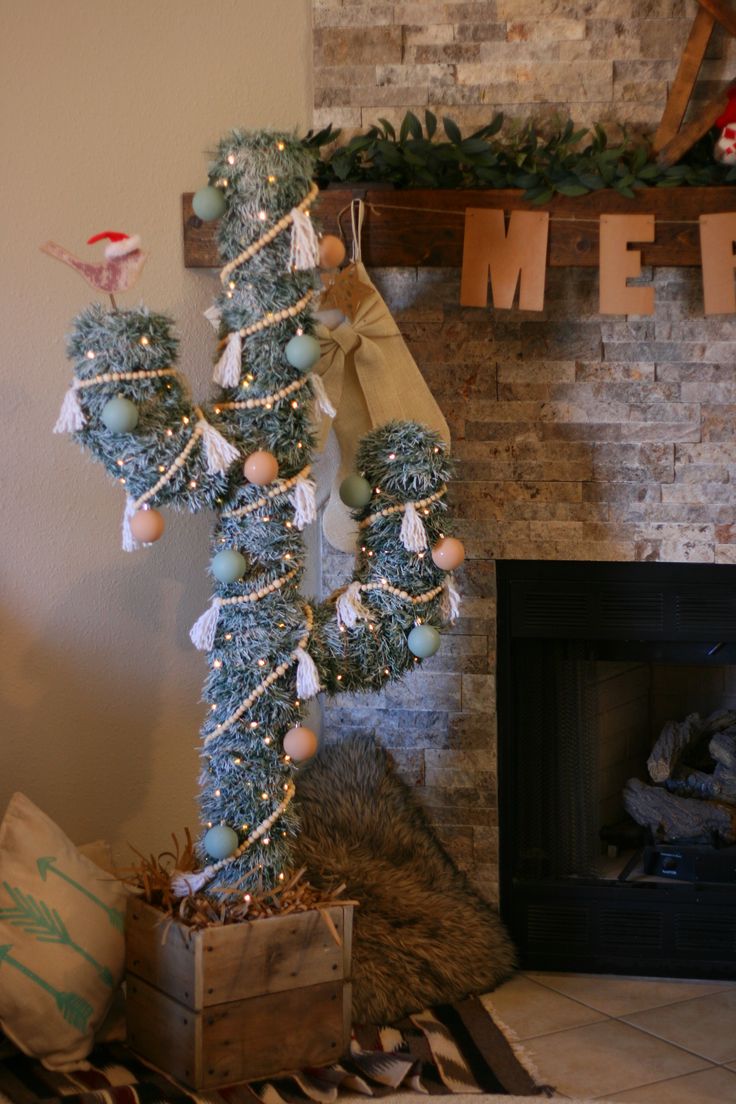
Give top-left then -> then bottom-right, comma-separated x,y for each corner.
0,792 -> 126,1069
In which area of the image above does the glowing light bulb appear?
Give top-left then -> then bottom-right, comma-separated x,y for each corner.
278,871 -> 285,881
118,477 -> 126,485
224,632 -> 232,641
336,674 -> 343,681
261,792 -> 268,800
139,335 -> 150,346
214,788 -> 221,797
214,406 -> 221,415
276,140 -> 285,151
85,350 -> 96,360
296,327 -> 303,336
233,756 -> 242,765
388,452 -> 396,460
267,174 -> 277,184
213,659 -> 223,669
189,480 -> 197,489
210,704 -> 216,711
158,465 -> 165,472
182,415 -> 190,425
116,458 -> 124,467
291,400 -> 299,409
166,428 -> 173,437
244,892 -> 251,902
257,658 -> 266,667
227,153 -> 236,165
264,735 -> 272,745
263,837 -> 270,845
228,281 -> 236,290
207,821 -> 213,828
258,210 -> 267,222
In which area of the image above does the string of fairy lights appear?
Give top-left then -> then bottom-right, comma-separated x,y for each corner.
54,134 -> 465,898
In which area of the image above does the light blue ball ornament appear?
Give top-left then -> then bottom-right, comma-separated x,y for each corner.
100,396 -> 139,433
204,824 -> 239,861
408,624 -> 441,659
285,334 -> 321,373
339,474 -> 372,508
192,185 -> 226,221
212,549 -> 247,584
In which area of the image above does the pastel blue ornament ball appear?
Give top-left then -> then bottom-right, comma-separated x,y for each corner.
212,549 -> 247,584
339,474 -> 372,508
192,185 -> 226,221
100,396 -> 139,433
204,824 -> 239,861
285,334 -> 321,373
408,624 -> 441,659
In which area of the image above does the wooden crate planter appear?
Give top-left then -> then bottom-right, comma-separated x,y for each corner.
125,898 -> 353,1090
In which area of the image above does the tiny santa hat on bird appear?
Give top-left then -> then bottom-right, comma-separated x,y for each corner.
87,230 -> 142,259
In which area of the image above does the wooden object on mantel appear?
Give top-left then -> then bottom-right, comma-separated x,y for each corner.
126,898 -> 353,1090
653,0 -> 736,167
183,186 -> 736,270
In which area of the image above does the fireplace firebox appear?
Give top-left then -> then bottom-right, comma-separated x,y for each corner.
497,560 -> 736,979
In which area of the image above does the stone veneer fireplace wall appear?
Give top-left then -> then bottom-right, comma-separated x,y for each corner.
313,1 -> 736,905
321,265 -> 736,905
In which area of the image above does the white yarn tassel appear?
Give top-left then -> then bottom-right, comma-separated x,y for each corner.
121,496 -> 141,552
292,475 -> 317,530
295,646 -> 321,699
203,304 -> 222,330
213,331 -> 242,388
441,576 -> 461,623
400,501 -> 428,552
197,416 -> 240,474
170,867 -> 215,897
289,208 -> 320,271
309,372 -> 335,417
189,600 -> 220,651
336,580 -> 372,629
53,386 -> 85,433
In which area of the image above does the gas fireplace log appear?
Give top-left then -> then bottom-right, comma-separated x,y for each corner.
711,727 -> 736,774
665,769 -> 736,805
623,777 -> 736,843
647,709 -> 736,783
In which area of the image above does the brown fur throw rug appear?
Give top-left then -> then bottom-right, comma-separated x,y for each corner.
294,736 -> 517,1024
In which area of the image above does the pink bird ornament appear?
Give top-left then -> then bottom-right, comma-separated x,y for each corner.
40,231 -> 147,305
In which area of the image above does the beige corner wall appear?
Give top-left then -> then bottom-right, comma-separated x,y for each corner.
0,1 -> 312,857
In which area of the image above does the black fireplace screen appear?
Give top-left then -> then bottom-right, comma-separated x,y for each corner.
497,559 -> 736,978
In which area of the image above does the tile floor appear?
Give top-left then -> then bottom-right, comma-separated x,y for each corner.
483,972 -> 736,1101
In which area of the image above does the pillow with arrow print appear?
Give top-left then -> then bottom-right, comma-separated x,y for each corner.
0,791 -> 126,1070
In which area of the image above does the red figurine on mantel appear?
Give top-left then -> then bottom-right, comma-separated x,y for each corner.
714,87 -> 736,164
40,230 -> 147,299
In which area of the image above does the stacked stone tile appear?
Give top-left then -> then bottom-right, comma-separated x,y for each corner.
313,3 -> 736,904
314,0 -> 735,135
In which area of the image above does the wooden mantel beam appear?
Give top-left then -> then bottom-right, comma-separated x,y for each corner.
183,186 -> 736,269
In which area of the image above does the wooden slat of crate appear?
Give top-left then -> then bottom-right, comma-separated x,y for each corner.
126,899 -> 351,1008
127,974 -> 350,1089
182,186 -> 736,270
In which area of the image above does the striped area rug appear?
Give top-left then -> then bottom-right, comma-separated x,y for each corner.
0,997 -> 554,1102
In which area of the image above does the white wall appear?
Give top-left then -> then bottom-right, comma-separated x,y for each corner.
0,0 -> 312,857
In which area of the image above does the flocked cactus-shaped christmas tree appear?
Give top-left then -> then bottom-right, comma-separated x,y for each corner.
48,130 -> 464,901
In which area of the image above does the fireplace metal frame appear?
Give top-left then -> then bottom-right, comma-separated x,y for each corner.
497,559 -> 736,978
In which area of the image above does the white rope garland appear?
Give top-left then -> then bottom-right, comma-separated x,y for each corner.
358,485 -> 448,529
203,605 -> 318,748
219,182 -> 319,284
53,368 -> 180,433
214,375 -> 306,412
170,780 -> 296,897
189,567 -> 300,651
221,465 -> 312,520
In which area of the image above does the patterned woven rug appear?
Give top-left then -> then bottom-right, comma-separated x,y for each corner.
0,997 -> 554,1102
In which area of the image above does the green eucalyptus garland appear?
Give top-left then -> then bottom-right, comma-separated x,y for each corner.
305,112 -> 735,202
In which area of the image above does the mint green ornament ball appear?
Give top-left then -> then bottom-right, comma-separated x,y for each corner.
212,549 -> 247,584
339,474 -> 372,508
204,824 -> 239,860
193,185 -> 226,221
100,396 -> 138,433
408,624 -> 441,659
285,334 -> 321,372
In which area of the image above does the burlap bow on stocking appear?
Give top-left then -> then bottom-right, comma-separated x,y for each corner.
313,260 -> 450,552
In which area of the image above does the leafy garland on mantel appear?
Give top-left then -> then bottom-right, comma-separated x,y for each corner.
305,111 -> 736,203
